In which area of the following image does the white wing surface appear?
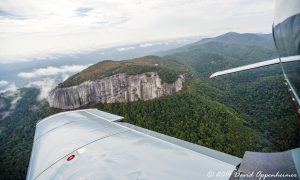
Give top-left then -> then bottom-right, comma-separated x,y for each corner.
27,109 -> 239,180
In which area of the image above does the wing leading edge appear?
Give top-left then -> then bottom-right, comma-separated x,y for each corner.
209,55 -> 300,79
209,58 -> 280,79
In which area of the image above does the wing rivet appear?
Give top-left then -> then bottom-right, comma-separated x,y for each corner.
67,154 -> 75,161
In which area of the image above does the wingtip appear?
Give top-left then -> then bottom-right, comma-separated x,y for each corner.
209,74 -> 216,80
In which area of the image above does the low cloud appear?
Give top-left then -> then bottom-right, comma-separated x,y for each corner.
117,46 -> 136,52
0,80 -> 9,87
61,74 -> 70,81
0,83 -> 21,119
0,83 -> 18,94
139,43 -> 154,48
26,79 -> 56,100
1,95 -> 21,119
18,64 -> 90,79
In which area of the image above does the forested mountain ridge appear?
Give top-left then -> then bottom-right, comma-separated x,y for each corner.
162,32 -> 299,151
0,32 -> 299,180
159,32 -> 275,56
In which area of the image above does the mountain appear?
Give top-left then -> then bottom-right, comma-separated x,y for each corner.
189,32 -> 273,47
49,56 -> 189,109
160,32 -> 300,152
57,56 -> 187,87
0,32 -> 299,180
159,32 -> 275,56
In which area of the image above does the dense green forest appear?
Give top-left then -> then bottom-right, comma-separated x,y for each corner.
0,32 -> 299,180
0,88 -> 61,179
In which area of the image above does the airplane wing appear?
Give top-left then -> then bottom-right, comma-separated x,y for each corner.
209,58 -> 280,79
27,109 -> 240,180
209,55 -> 300,79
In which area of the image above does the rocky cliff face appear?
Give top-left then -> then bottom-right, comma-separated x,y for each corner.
48,72 -> 185,109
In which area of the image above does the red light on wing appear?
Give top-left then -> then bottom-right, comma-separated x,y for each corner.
67,154 -> 75,161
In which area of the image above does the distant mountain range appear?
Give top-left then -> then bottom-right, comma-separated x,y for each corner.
0,36 -> 201,89
159,32 -> 274,55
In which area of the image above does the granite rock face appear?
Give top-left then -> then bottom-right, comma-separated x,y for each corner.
48,72 -> 185,109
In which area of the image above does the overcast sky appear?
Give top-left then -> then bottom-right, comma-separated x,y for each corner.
0,0 -> 275,63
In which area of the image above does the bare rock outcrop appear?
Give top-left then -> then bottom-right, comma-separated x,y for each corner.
48,72 -> 185,109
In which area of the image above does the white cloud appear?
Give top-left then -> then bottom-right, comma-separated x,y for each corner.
0,80 -> 9,87
0,0 -> 275,63
17,64 -> 90,78
26,79 -> 56,100
117,46 -> 136,51
139,43 -> 154,48
62,74 -> 70,81
0,83 -> 21,119
0,83 -> 18,94
1,94 -> 21,119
